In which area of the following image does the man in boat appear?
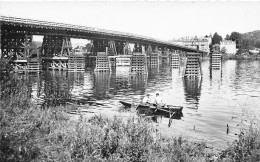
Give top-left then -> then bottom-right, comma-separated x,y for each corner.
154,93 -> 165,108
141,94 -> 153,105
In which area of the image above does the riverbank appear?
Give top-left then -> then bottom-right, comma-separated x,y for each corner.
222,54 -> 260,60
1,74 -> 260,161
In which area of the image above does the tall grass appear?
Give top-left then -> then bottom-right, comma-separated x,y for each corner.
1,68 -> 260,161
219,114 -> 260,161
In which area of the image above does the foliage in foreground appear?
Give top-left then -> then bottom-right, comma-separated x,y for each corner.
219,116 -> 260,161
0,104 -> 210,161
1,74 -> 260,162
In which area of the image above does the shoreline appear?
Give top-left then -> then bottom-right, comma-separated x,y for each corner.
68,105 -> 233,151
221,54 -> 260,60
1,86 -> 259,161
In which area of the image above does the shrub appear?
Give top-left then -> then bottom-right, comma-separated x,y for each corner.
220,117 -> 260,161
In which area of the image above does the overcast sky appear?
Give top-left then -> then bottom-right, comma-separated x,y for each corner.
0,1 -> 260,41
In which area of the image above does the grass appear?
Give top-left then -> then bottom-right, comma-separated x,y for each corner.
1,71 -> 260,161
219,115 -> 260,161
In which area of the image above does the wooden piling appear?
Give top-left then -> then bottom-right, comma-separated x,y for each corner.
68,54 -> 85,71
210,53 -> 222,69
130,53 -> 148,74
149,52 -> 159,66
171,52 -> 180,68
27,58 -> 42,72
94,52 -> 110,72
184,53 -> 201,77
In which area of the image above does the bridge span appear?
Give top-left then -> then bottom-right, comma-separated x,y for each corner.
0,16 -> 204,54
0,16 -> 204,72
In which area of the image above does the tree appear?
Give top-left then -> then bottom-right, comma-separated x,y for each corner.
211,44 -> 220,54
240,38 -> 254,50
221,47 -> 226,54
225,34 -> 230,40
212,32 -> 223,45
255,41 -> 260,48
229,32 -> 242,48
85,43 -> 92,52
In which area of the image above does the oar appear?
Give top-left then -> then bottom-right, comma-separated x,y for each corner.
168,110 -> 177,127
134,104 -> 139,110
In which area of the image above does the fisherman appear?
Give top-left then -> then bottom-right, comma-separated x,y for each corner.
142,94 -> 152,105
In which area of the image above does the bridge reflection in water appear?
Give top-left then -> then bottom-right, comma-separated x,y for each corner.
30,71 -> 86,107
183,77 -> 202,110
27,61 -> 200,114
28,68 -> 149,107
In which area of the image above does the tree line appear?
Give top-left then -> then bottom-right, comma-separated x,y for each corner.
212,30 -> 260,54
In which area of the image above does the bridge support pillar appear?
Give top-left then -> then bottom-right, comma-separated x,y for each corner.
107,40 -> 117,56
41,35 -> 72,70
131,53 -> 147,74
210,53 -> 222,69
145,45 -> 153,56
1,33 -> 32,59
184,53 -> 202,77
115,41 -> 125,55
154,46 -> 160,53
133,43 -> 143,53
162,48 -> 170,64
41,35 -> 72,57
123,42 -> 131,55
171,51 -> 180,68
91,39 -> 108,55
1,31 -> 38,72
91,39 -> 128,56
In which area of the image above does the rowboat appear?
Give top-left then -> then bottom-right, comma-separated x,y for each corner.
119,101 -> 183,118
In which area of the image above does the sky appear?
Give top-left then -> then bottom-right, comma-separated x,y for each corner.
0,1 -> 260,42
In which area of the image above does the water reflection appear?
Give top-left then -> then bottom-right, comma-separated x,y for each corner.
93,71 -> 111,99
183,77 -> 202,109
29,72 -> 43,100
148,64 -> 159,77
209,67 -> 223,81
129,74 -> 147,94
114,67 -> 131,91
161,63 -> 172,76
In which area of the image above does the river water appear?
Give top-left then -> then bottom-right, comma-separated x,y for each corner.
25,58 -> 260,149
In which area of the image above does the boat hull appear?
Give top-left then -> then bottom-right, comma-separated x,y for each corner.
119,101 -> 183,118
119,101 -> 132,108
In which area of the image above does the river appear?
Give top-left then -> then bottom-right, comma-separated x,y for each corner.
24,58 -> 260,149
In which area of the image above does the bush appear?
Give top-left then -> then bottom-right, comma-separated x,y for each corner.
220,117 -> 260,161
0,59 -> 13,74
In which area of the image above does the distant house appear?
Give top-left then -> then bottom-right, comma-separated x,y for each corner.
172,36 -> 211,54
220,40 -> 236,55
249,48 -> 260,55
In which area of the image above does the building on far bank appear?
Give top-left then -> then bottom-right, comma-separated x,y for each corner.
220,40 -> 236,55
172,36 -> 211,54
249,48 -> 260,54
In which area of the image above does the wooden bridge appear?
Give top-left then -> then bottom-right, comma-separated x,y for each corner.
0,16 -> 206,72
